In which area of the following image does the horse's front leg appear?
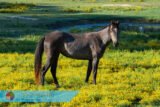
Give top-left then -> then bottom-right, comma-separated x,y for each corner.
85,59 -> 92,83
92,57 -> 99,84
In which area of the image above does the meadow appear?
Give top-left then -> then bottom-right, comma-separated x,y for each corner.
0,0 -> 160,107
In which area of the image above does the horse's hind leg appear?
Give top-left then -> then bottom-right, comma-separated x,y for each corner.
85,60 -> 92,83
41,56 -> 53,85
51,52 -> 60,88
41,46 -> 52,85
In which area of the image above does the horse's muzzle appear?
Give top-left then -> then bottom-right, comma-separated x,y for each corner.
113,42 -> 119,47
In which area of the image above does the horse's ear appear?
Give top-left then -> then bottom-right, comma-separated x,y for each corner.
110,20 -> 119,25
110,20 -> 119,27
116,20 -> 120,25
110,20 -> 114,24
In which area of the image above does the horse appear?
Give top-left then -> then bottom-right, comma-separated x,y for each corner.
34,21 -> 120,88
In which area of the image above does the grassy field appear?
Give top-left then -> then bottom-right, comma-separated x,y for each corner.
0,0 -> 160,37
0,50 -> 160,106
0,0 -> 160,107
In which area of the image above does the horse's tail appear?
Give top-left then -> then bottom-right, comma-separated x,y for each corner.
34,37 -> 45,85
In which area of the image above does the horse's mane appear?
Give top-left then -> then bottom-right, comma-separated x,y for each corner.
99,24 -> 111,31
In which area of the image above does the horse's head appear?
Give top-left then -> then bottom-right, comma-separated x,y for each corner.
109,21 -> 120,47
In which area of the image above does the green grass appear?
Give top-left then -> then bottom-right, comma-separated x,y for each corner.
0,0 -> 159,38
0,30 -> 160,106
0,0 -> 160,106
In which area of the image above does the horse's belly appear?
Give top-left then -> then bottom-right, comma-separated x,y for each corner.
71,50 -> 91,59
60,44 -> 92,60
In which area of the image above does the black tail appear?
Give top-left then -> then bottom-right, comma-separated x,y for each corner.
34,37 -> 45,85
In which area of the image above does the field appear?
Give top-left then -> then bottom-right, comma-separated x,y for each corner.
0,0 -> 160,107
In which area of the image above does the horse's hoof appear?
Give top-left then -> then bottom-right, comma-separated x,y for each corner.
40,82 -> 44,86
93,82 -> 96,85
56,85 -> 60,88
85,80 -> 88,83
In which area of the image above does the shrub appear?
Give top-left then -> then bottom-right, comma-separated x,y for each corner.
0,2 -> 35,13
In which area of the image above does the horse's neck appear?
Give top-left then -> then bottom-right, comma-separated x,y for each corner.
98,27 -> 111,45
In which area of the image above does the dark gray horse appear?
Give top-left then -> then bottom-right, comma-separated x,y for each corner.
34,21 -> 120,88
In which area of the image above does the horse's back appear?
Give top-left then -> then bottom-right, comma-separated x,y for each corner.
44,30 -> 63,42
43,30 -> 93,59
